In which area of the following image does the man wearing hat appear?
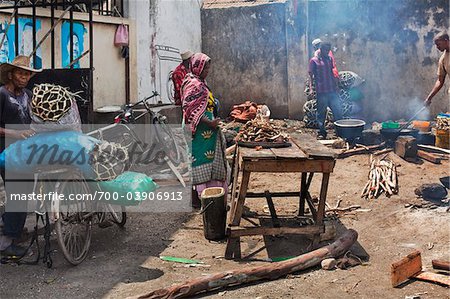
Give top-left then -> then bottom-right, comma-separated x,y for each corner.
312,38 -> 339,78
171,50 -> 193,106
0,55 -> 40,258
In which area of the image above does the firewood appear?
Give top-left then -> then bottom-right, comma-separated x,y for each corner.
137,230 -> 358,299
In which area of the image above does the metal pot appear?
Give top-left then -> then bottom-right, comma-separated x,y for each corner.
380,128 -> 419,143
334,119 -> 366,140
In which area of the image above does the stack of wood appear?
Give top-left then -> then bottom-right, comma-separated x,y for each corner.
236,116 -> 289,143
361,157 -> 398,200
436,116 -> 450,130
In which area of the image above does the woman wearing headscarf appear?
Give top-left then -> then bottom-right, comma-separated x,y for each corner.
181,53 -> 228,199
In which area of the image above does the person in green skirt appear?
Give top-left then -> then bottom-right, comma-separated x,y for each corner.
181,53 -> 228,200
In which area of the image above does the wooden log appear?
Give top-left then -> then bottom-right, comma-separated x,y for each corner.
418,144 -> 450,155
417,150 -> 442,164
137,229 -> 358,299
395,136 -> 417,159
338,143 -> 385,158
432,260 -> 450,271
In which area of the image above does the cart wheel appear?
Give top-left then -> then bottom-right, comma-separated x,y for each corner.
106,204 -> 127,227
55,172 -> 92,266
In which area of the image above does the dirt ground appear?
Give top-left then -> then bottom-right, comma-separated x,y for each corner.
1,133 -> 449,298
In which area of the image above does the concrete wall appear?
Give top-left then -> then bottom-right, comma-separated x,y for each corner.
129,0 -> 202,104
0,8 -> 130,111
303,0 -> 449,122
202,2 -> 289,119
202,0 -> 449,121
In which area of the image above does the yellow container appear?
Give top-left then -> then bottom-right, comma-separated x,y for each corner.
435,129 -> 450,149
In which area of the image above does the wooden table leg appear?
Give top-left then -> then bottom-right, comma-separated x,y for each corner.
230,169 -> 251,226
316,173 -> 330,225
228,150 -> 240,224
312,173 -> 330,247
299,173 -> 307,216
264,190 -> 280,227
225,236 -> 241,259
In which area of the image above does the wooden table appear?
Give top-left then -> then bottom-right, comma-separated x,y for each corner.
225,133 -> 337,259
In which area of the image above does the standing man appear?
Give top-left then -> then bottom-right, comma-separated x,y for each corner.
0,55 -> 40,257
309,41 -> 343,139
172,50 -> 193,106
312,38 -> 339,79
424,32 -> 449,106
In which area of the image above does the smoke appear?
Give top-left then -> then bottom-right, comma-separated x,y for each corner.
404,97 -> 430,121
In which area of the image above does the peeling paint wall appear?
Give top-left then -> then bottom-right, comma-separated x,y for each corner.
202,3 -> 289,119
129,0 -> 202,103
202,0 -> 449,121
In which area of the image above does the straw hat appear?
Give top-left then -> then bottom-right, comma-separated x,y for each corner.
0,55 -> 42,84
180,50 -> 194,61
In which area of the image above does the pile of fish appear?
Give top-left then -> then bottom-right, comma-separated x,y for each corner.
236,116 -> 289,143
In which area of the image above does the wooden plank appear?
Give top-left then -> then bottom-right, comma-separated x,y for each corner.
239,146 -> 276,160
229,225 -> 324,237
391,250 -> 422,287
414,271 -> 450,287
270,142 -> 308,159
418,144 -> 450,155
417,150 -> 442,164
432,259 -> 450,271
290,133 -> 337,159
243,160 -> 336,173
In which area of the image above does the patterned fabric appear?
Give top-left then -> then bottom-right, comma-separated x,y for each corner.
314,49 -> 339,78
192,129 -> 228,185
172,63 -> 188,106
309,54 -> 337,94
181,53 -> 211,134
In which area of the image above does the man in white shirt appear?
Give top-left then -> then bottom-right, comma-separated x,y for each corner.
425,32 -> 449,106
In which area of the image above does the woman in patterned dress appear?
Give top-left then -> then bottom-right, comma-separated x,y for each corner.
181,53 -> 228,199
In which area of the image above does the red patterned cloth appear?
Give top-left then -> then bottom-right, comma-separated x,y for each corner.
181,53 -> 211,134
172,63 -> 188,105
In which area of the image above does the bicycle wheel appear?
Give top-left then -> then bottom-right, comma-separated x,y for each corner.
106,204 -> 127,227
153,118 -> 182,166
166,71 -> 175,104
54,172 -> 92,266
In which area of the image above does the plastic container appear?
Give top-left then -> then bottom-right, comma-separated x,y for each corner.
435,129 -> 450,149
200,187 -> 226,241
382,121 -> 400,129
412,120 -> 431,132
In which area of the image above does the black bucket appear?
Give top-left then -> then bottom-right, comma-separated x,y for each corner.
200,187 -> 227,241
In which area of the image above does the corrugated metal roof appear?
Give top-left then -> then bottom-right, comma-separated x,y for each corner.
202,0 -> 286,9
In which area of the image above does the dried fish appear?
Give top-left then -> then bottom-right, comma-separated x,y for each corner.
236,116 -> 289,143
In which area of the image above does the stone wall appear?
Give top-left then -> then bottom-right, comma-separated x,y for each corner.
202,0 -> 449,121
202,2 -> 289,119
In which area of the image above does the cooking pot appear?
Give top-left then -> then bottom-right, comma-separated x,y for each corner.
334,119 -> 366,140
380,128 -> 419,142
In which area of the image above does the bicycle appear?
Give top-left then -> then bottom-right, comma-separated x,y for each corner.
87,91 -> 183,168
1,167 -> 126,267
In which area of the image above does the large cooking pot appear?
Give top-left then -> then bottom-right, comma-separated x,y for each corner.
334,119 -> 366,140
380,128 -> 419,143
